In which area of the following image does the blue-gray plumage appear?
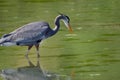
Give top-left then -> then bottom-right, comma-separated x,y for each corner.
0,14 -> 72,65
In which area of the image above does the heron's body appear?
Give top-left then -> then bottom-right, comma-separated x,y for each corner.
0,21 -> 54,46
0,14 -> 72,66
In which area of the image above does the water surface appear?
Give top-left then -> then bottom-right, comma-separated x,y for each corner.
0,0 -> 120,80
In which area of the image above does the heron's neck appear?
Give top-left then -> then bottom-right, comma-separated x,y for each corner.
53,15 -> 62,34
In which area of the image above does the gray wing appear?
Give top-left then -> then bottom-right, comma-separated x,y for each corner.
10,21 -> 50,44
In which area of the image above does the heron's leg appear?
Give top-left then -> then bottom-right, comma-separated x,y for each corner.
26,45 -> 34,66
35,44 -> 40,67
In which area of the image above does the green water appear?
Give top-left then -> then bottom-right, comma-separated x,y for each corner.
0,0 -> 120,80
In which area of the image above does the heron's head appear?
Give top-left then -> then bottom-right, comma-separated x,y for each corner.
59,14 -> 73,32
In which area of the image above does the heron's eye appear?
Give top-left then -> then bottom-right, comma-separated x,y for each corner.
65,16 -> 70,22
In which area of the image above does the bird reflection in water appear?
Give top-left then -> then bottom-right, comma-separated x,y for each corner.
0,63 -> 71,80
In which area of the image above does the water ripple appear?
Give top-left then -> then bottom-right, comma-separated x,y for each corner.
102,33 -> 120,36
102,59 -> 120,63
65,33 -> 77,37
81,38 -> 113,43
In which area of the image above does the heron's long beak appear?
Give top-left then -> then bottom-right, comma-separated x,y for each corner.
63,20 -> 73,33
68,23 -> 73,33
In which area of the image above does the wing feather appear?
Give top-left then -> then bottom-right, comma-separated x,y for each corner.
10,21 -> 49,42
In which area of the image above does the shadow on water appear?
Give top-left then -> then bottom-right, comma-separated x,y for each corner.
0,62 -> 71,80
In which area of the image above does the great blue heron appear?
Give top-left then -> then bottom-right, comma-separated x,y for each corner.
0,14 -> 72,66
